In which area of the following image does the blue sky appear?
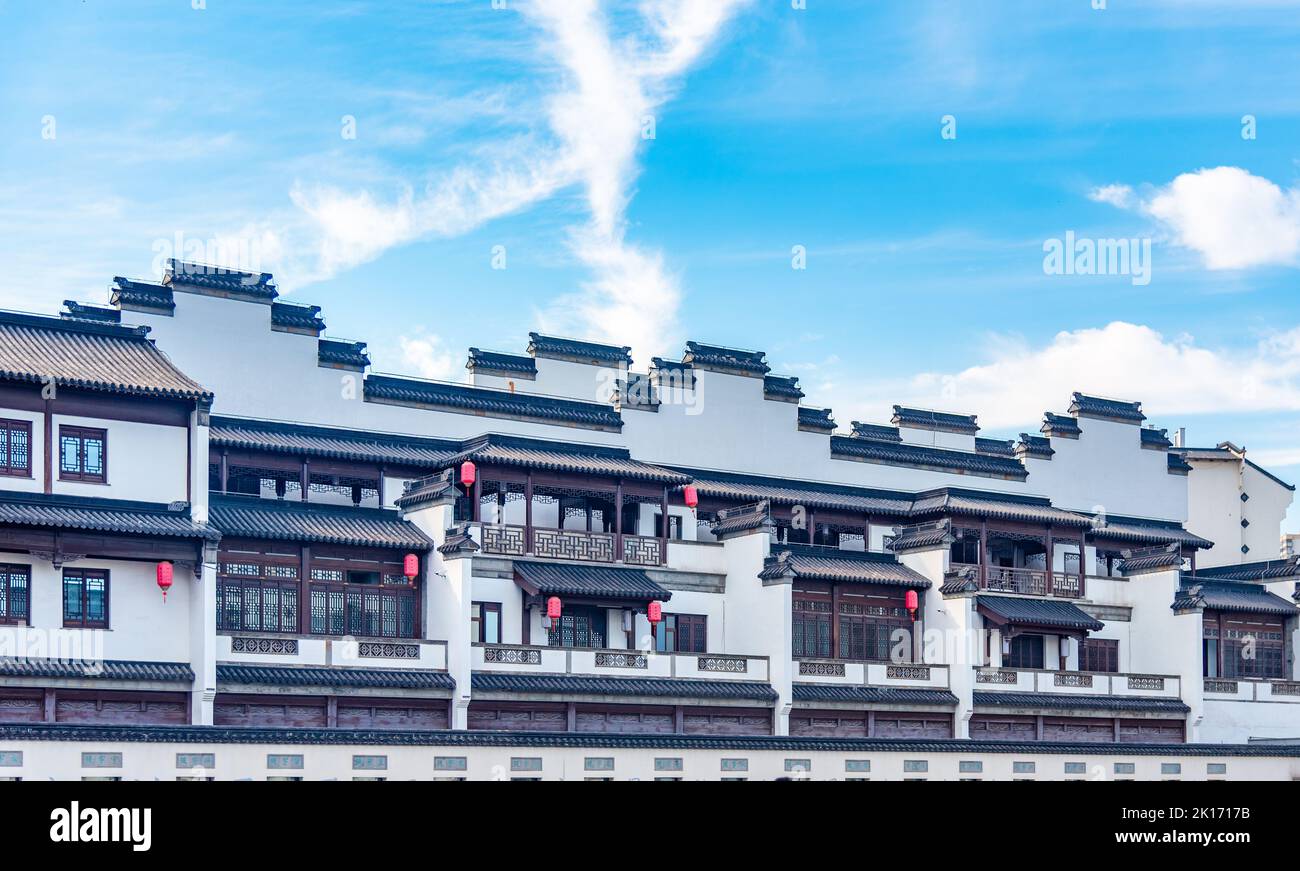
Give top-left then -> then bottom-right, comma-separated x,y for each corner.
2,0 -> 1299,529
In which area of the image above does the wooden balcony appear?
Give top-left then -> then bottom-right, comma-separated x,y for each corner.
951,563 -> 1084,598
476,522 -> 665,567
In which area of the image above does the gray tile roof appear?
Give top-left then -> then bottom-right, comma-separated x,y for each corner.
976,595 -> 1104,631
472,672 -> 777,701
614,373 -> 659,411
791,684 -> 958,706
1194,557 -> 1300,582
440,434 -> 689,483
217,664 -> 454,690
208,494 -> 433,550
1117,544 -> 1185,575
270,301 -> 324,334
763,375 -> 804,401
798,406 -> 836,433
7,723 -> 1295,755
1174,443 -> 1295,491
677,469 -> 912,515
317,338 -> 370,370
209,416 -> 458,467
1069,392 -> 1145,423
761,545 -> 931,588
164,259 -> 277,298
972,692 -> 1190,714
0,492 -> 217,540
891,406 -> 980,434
395,471 -> 458,511
1015,434 -> 1055,459
0,310 -> 211,402
1040,411 -> 1081,437
437,521 -> 480,556
467,348 -> 537,377
61,300 -> 121,324
831,435 -> 1028,480
1172,581 -> 1299,616
0,658 -> 194,682
1089,517 -> 1213,549
1167,452 -> 1193,474
513,560 -> 671,602
1141,427 -> 1172,449
365,374 -> 623,430
527,333 -> 632,365
850,421 -> 903,442
682,341 -> 769,376
909,489 -> 1090,526
887,521 -> 955,553
975,437 -> 1015,457
709,500 -> 774,539
110,277 -> 175,313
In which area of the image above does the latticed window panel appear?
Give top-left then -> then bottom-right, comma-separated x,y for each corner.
0,420 -> 31,476
0,565 -> 30,623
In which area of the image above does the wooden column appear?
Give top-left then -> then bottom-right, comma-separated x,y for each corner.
298,545 -> 312,635
42,400 -> 52,494
378,466 -> 386,508
614,479 -> 624,562
659,486 -> 669,563
1080,529 -> 1088,597
830,584 -> 842,660
566,702 -> 577,732
219,451 -> 228,493
521,599 -> 531,645
807,509 -> 817,545
864,518 -> 871,552
524,471 -> 534,554
43,688 -> 55,723
471,475 -> 481,522
300,459 -> 310,502
1045,526 -> 1054,597
979,519 -> 988,589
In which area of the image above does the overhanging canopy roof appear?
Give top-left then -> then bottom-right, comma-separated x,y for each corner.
976,595 -> 1103,633
513,560 -> 670,603
208,494 -> 432,550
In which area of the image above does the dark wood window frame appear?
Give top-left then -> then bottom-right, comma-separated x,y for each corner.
0,418 -> 33,478
1080,638 -> 1119,673
63,568 -> 109,629
472,601 -> 502,644
1005,633 -> 1045,670
58,425 -> 108,484
655,613 -> 707,653
0,564 -> 31,625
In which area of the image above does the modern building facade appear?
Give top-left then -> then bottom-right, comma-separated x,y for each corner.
0,260 -> 1297,780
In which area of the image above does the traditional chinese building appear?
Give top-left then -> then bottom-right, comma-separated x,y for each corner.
0,260 -> 1296,780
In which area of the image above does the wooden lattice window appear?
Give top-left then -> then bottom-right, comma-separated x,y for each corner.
58,426 -> 107,483
0,564 -> 31,625
63,568 -> 109,629
0,419 -> 32,477
1080,638 -> 1119,673
655,613 -> 707,653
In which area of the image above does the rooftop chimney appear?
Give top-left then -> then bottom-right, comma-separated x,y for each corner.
1173,427 -> 1186,448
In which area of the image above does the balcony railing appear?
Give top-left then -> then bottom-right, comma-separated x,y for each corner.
476,522 -> 664,567
795,659 -> 951,690
973,667 -> 1181,699
1203,677 -> 1300,703
473,643 -> 769,682
951,563 -> 1083,598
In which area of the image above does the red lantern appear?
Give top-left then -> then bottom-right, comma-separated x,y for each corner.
459,460 -> 476,488
647,601 -> 662,625
683,485 -> 698,510
905,589 -> 919,621
156,561 -> 174,603
403,553 -> 419,582
546,596 -> 562,620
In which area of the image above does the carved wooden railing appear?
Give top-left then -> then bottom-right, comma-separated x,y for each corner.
952,563 -> 1084,598
476,524 -> 663,566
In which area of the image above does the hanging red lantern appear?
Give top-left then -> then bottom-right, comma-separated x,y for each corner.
156,561 -> 174,603
403,553 -> 419,581
546,596 -> 562,620
682,485 -> 698,510
647,601 -> 662,625
459,460 -> 477,488
905,589 -> 919,621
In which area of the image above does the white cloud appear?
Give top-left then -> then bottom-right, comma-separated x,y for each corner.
395,331 -> 460,383
281,0 -> 750,361
1087,183 -> 1134,209
1094,166 -> 1300,270
825,321 -> 1300,430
